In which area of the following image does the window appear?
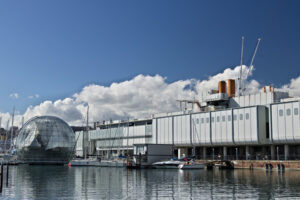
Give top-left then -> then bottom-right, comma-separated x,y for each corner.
206,118 -> 209,123
234,115 -> 237,121
211,117 -> 214,123
286,108 -> 291,116
217,116 -> 220,122
201,118 -> 204,123
228,115 -> 231,121
196,119 -> 199,124
279,109 -> 283,116
240,114 -> 243,120
245,113 -> 249,120
222,116 -> 225,122
294,108 -> 299,115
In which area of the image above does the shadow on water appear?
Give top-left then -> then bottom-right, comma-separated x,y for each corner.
1,166 -> 300,199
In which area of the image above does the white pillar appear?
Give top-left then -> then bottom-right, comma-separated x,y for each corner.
192,146 -> 196,157
246,146 -> 250,160
203,147 -> 207,160
178,148 -> 188,159
271,145 -> 275,160
223,146 -> 227,160
284,145 -> 289,160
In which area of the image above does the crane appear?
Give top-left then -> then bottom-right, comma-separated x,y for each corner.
245,38 -> 261,83
238,37 -> 262,94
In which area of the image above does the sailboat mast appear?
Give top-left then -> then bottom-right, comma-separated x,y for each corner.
4,119 -> 10,153
21,116 -> 24,127
84,106 -> 89,159
10,107 -> 15,151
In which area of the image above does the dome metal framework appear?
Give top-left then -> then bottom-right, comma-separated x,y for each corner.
16,116 -> 76,164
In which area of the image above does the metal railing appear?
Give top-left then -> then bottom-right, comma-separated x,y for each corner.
193,154 -> 300,161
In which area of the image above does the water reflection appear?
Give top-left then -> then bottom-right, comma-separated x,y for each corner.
1,166 -> 300,199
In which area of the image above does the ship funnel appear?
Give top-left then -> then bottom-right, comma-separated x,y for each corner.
218,81 -> 226,94
227,79 -> 235,97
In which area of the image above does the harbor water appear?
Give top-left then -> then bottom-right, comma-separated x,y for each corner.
1,165 -> 300,199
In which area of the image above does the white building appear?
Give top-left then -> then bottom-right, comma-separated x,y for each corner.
75,80 -> 300,161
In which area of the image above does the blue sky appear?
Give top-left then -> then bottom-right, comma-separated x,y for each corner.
0,1 -> 300,114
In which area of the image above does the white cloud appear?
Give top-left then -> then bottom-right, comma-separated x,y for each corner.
281,77 -> 300,97
1,65 -> 299,129
28,94 -> 40,99
9,93 -> 19,99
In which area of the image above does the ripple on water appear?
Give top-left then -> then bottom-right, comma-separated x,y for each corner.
1,166 -> 300,199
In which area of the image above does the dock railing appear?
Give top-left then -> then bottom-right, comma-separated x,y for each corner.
195,154 -> 300,161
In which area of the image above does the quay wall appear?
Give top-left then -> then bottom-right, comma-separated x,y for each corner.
230,160 -> 300,170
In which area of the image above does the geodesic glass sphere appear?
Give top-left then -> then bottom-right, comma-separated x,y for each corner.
16,116 -> 76,164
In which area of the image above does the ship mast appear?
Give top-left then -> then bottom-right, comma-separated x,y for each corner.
239,36 -> 244,96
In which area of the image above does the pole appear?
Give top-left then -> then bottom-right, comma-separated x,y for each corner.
6,165 -> 8,186
4,120 -> 9,153
10,107 -> 15,152
84,106 -> 89,159
239,36 -> 244,96
0,164 -> 3,193
245,38 -> 261,82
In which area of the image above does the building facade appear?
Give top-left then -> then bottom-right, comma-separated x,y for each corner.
75,82 -> 300,161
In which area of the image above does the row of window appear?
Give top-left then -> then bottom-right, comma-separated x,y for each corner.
278,108 -> 299,116
196,118 -> 210,124
195,113 -> 250,124
194,107 -> 299,124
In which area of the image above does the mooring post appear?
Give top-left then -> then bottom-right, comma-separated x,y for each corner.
0,163 -> 3,193
6,164 -> 9,186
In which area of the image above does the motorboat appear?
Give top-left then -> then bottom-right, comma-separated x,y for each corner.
152,159 -> 184,169
178,161 -> 205,170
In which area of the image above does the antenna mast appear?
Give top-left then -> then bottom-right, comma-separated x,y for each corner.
239,36 -> 245,96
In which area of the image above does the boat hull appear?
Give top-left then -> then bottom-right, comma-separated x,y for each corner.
179,163 -> 205,169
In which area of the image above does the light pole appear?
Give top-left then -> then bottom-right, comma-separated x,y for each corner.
277,146 -> 279,161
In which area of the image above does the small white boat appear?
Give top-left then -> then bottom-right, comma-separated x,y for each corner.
69,158 -> 126,167
69,158 -> 101,166
152,160 -> 184,169
178,162 -> 205,170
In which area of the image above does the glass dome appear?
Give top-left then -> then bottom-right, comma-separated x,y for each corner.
16,116 -> 76,164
